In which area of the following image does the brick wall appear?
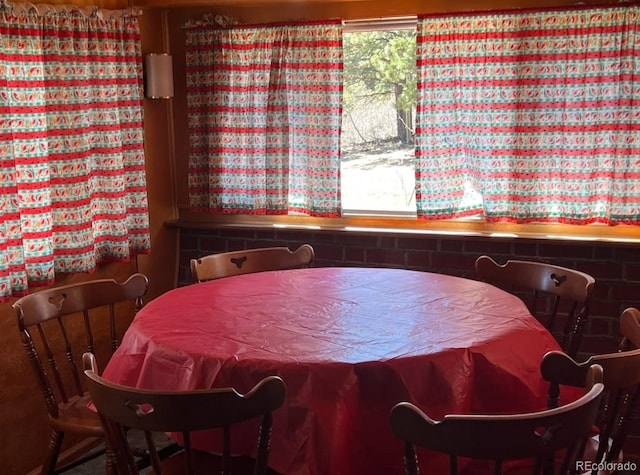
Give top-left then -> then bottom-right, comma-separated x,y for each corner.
179,227 -> 640,355
178,226 -> 640,458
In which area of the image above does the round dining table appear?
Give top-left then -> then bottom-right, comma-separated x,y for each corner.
102,266 -> 564,475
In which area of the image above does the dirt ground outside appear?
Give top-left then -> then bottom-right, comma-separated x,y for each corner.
340,97 -> 416,214
341,140 -> 415,213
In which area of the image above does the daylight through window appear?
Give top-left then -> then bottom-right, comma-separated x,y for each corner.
341,22 -> 417,216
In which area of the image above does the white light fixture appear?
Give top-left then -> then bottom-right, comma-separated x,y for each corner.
144,53 -> 174,99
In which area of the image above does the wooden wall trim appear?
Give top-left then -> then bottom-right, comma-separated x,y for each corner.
132,0 -> 625,14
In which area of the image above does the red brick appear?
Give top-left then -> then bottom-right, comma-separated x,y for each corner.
594,246 -> 614,260
344,247 -> 365,263
611,283 -> 640,301
226,239 -> 248,251
539,244 -> 594,259
591,284 -> 612,299
614,247 -> 640,262
180,234 -> 201,251
626,264 -> 640,282
380,236 -> 397,248
405,251 -> 431,269
588,298 -> 619,318
431,252 -> 477,271
397,237 -> 438,250
464,239 -> 513,255
313,243 -> 344,261
587,316 -> 613,336
255,230 -> 281,240
278,230 -> 315,240
190,229 -> 217,239
513,242 -> 539,257
576,261 -> 623,280
579,335 -> 619,355
365,248 -> 406,266
336,234 -> 379,248
255,241 -> 289,249
440,239 -> 464,252
308,232 -> 337,244
224,229 -> 257,239
199,237 -> 227,252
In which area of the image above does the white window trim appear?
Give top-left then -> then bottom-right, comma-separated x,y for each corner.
343,16 -> 417,32
341,17 -> 419,217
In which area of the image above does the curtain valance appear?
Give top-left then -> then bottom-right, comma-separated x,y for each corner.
0,0 -> 140,19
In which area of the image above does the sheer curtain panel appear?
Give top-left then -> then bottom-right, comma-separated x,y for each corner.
0,1 -> 150,299
185,19 -> 343,217
415,5 -> 640,224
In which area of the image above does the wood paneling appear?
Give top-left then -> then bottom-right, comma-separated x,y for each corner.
133,0 -> 621,16
136,8 -> 181,299
0,262 -> 138,474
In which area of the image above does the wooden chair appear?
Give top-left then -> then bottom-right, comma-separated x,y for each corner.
83,352 -> 286,475
619,307 -> 640,350
475,255 -> 595,358
190,244 -> 315,283
541,308 -> 640,472
389,364 -> 604,475
12,273 -> 149,475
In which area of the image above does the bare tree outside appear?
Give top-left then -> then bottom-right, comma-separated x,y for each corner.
341,29 -> 417,214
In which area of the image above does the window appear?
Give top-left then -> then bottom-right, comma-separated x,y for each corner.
185,8 -> 640,229
341,20 -> 417,216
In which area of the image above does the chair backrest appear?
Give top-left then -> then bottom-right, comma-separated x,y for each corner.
619,307 -> 640,351
475,255 -> 595,357
541,309 -> 640,468
83,353 -> 286,475
390,364 -> 604,475
190,244 -> 315,283
12,273 -> 148,416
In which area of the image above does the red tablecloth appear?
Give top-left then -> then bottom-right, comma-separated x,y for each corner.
103,267 -> 563,475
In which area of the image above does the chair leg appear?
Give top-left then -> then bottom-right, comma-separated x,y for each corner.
105,447 -> 117,475
41,430 -> 64,475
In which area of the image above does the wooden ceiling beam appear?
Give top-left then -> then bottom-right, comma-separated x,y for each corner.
130,0 -> 628,15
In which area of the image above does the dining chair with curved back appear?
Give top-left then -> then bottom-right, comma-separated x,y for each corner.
541,307 -> 640,472
475,255 -> 595,358
619,307 -> 640,351
12,273 -> 149,475
389,364 -> 604,475
83,352 -> 286,475
190,244 -> 315,283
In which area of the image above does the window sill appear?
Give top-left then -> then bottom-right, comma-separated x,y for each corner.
166,211 -> 640,245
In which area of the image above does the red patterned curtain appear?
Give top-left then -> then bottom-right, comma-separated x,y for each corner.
0,1 -> 149,300
415,5 -> 640,224
185,19 -> 343,217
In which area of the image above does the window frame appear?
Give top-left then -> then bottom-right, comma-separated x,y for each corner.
341,17 -> 419,217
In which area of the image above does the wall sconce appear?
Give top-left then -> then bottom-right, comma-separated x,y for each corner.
145,53 -> 174,99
